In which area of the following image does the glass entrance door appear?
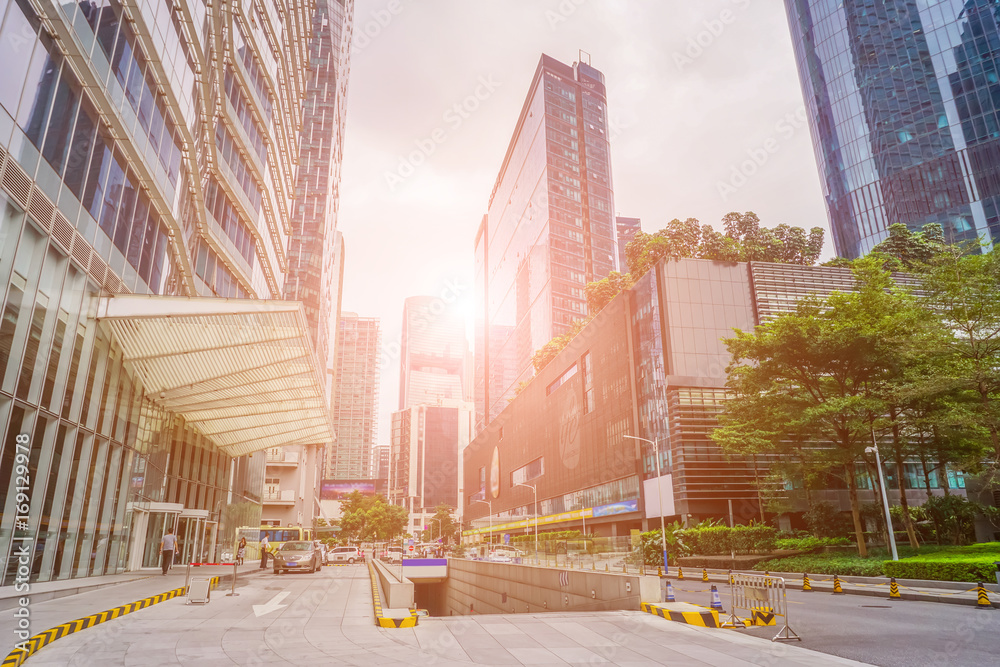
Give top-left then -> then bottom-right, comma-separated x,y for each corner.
141,512 -> 178,568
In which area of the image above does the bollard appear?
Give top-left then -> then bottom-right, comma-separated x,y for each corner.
710,585 -> 724,611
666,580 -> 676,602
802,573 -> 812,592
889,577 -> 900,600
678,566 -> 684,580
226,559 -> 239,597
605,563 -> 609,572
658,566 -> 663,577
729,570 -> 734,585
702,568 -> 709,582
592,561 -> 596,571
976,582 -> 993,609
833,574 -> 844,595
622,562 -> 627,573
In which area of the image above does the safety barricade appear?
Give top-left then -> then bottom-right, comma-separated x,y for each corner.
725,572 -> 800,642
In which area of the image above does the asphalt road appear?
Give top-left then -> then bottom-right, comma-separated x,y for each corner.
667,578 -> 999,667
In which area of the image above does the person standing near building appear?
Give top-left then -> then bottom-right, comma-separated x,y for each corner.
237,537 -> 247,566
259,533 -> 270,569
160,528 -> 177,575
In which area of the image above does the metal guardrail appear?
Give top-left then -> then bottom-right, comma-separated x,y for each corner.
726,572 -> 800,642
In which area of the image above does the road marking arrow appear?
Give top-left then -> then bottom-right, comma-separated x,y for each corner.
253,591 -> 290,617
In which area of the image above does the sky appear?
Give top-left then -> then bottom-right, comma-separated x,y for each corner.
335,0 -> 830,441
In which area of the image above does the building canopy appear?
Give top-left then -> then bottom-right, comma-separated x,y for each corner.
96,296 -> 333,458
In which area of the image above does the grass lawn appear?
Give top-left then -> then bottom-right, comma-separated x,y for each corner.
753,542 -> 1000,582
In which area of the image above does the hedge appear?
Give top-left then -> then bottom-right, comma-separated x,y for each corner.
882,559 -> 997,583
679,525 -> 777,556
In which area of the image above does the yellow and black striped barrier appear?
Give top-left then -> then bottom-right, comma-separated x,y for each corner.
832,574 -> 844,595
702,568 -> 709,582
889,578 -> 901,599
2,577 -> 219,667
802,573 -> 812,592
640,602 -> 720,628
677,567 -> 684,580
976,582 -> 993,610
366,562 -> 417,628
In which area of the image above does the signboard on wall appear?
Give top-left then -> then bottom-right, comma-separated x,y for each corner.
593,499 -> 639,517
642,474 -> 676,518
320,480 -> 375,500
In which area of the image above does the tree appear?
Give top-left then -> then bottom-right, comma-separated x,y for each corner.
531,318 -> 590,372
585,271 -> 634,314
623,212 -> 824,278
869,223 -> 948,270
420,504 -> 460,545
919,246 -> 1000,465
339,493 -> 408,542
713,258 -> 932,557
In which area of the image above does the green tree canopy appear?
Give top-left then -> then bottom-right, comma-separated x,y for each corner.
339,493 -> 407,542
420,504 -> 461,545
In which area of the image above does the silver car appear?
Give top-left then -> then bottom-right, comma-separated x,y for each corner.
328,546 -> 361,564
272,541 -> 321,574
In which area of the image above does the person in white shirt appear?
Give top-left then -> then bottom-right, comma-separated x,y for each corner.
259,533 -> 270,569
160,529 -> 178,575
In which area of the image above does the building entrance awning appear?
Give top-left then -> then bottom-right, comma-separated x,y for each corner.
96,295 -> 333,458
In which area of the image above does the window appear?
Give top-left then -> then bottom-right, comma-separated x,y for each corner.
511,458 -> 544,486
546,363 -> 578,395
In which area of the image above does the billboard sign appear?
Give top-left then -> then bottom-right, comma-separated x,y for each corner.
320,480 -> 376,500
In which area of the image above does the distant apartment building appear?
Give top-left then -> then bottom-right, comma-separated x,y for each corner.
475,54 -> 617,432
330,313 -> 381,478
463,258 -> 971,543
399,295 -> 468,409
615,216 -> 641,272
0,0 -> 337,583
372,443 -> 391,482
390,401 -> 474,535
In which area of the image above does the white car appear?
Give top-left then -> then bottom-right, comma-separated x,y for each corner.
385,547 -> 403,563
329,546 -> 361,564
488,552 -> 512,563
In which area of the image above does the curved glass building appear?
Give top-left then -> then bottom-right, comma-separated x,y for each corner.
784,0 -> 1000,258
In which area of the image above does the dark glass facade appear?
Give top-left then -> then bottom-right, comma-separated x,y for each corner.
475,55 -> 616,432
399,295 -> 468,410
785,0 -> 1000,258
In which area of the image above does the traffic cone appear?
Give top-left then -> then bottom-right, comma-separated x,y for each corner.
702,568 -> 709,582
605,563 -> 608,572
710,584 -> 724,611
666,581 -> 676,602
802,573 -> 812,592
889,577 -> 901,599
678,566 -> 684,580
976,582 -> 993,609
833,574 -> 844,595
657,566 -> 663,577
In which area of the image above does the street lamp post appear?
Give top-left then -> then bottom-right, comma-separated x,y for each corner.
428,517 -> 442,546
513,482 -> 538,564
867,432 -> 899,561
625,435 -> 668,574
471,499 -> 493,559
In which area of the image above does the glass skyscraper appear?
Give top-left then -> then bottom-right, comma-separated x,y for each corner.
0,0 -> 340,584
784,0 -> 1000,258
399,295 -> 468,410
475,54 -> 616,431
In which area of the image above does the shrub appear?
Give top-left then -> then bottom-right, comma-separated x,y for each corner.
753,553 -> 886,577
804,502 -> 853,538
775,536 -> 851,551
882,560 -> 996,583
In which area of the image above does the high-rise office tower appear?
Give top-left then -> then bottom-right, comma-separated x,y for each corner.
615,216 -> 641,272
474,54 -> 616,430
784,0 -> 1000,259
330,313 -> 381,478
0,0 -> 333,582
285,0 -> 353,376
399,295 -> 468,410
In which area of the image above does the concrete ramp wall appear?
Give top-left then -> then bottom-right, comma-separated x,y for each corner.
444,559 -> 659,615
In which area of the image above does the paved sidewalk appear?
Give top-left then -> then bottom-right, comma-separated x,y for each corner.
1,563 -> 265,655
13,564 -> 867,666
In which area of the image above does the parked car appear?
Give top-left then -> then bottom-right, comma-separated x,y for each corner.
314,541 -> 328,565
329,546 -> 362,564
385,547 -> 403,563
273,541 -> 321,574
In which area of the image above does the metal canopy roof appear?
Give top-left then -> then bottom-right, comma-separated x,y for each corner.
96,296 -> 333,458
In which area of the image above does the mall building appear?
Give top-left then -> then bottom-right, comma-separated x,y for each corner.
0,0 -> 349,584
463,257 -> 972,543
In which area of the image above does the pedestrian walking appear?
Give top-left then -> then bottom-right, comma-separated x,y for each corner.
237,537 -> 247,566
160,528 -> 178,575
259,533 -> 270,569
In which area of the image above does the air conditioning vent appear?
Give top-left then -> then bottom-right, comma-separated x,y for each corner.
28,189 -> 54,232
1,160 -> 31,207
71,234 -> 91,270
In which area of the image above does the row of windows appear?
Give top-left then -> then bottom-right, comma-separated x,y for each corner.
203,175 -> 257,266
76,0 -> 182,184
223,67 -> 268,164
194,240 -> 250,300
233,24 -> 274,123
215,122 -> 263,212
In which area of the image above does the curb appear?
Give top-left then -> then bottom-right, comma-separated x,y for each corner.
2,576 -> 226,667
639,602 -> 720,628
366,562 -> 417,628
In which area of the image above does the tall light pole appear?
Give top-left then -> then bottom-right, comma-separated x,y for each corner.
428,517 -> 442,545
471,499 -> 492,558
513,482 -> 538,564
867,431 -> 898,561
625,435 -> 668,574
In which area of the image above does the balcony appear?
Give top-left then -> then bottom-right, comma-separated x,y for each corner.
263,489 -> 295,505
266,451 -> 299,467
